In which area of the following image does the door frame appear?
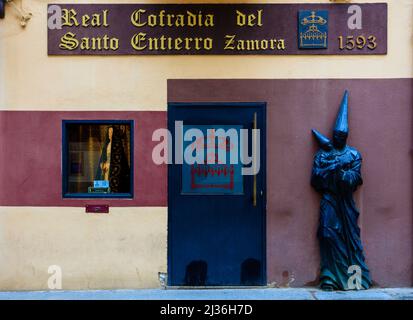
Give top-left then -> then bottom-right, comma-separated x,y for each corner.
167,102 -> 267,286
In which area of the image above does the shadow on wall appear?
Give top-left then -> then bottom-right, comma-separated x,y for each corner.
184,258 -> 262,286
241,258 -> 261,286
184,260 -> 208,286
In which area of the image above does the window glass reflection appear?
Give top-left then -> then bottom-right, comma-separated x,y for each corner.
66,123 -> 131,195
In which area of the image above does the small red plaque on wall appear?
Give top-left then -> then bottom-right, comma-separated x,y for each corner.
86,205 -> 109,214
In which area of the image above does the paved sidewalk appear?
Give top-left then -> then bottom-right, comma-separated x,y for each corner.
0,288 -> 412,300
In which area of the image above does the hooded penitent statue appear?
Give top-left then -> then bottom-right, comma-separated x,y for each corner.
311,91 -> 372,291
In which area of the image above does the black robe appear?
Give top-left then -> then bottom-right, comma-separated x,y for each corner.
96,127 -> 130,193
311,145 -> 372,290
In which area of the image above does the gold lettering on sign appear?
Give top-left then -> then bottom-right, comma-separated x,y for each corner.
278,39 -> 286,50
236,10 -> 263,27
224,35 -> 236,50
224,35 -> 285,51
338,35 -> 377,50
62,9 -> 80,27
204,13 -> 214,27
131,9 -> 215,27
59,32 -> 119,51
187,11 -> 198,27
131,33 -> 213,51
59,32 -> 78,50
131,9 -> 146,27
90,10 -> 109,27
131,32 -> 147,50
62,8 -> 109,27
79,35 -> 118,50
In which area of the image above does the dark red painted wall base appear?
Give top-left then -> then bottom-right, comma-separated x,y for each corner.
0,111 -> 167,206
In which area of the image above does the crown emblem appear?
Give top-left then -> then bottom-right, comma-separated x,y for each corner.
298,10 -> 329,49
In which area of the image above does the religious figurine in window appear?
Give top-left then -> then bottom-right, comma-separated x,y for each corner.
95,125 -> 130,193
311,91 -> 372,291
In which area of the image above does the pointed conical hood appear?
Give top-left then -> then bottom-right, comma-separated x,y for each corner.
334,90 -> 349,134
312,129 -> 332,151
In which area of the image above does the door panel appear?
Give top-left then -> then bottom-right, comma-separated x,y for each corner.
168,103 -> 266,286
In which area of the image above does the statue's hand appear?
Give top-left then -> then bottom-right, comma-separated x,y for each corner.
326,161 -> 341,171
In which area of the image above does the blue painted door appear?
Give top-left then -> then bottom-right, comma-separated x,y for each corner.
168,103 -> 266,286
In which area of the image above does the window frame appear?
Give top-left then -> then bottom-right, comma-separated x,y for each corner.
62,120 -> 134,199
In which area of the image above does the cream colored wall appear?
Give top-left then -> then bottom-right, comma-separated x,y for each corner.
0,0 -> 412,111
0,0 -> 411,290
0,207 -> 167,290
